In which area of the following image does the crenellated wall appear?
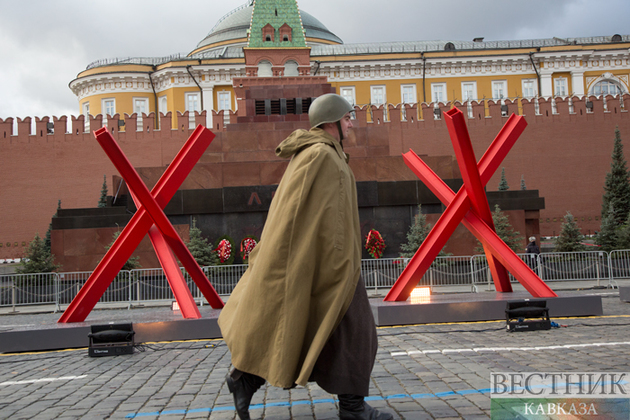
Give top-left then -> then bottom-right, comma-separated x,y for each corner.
1,95 -> 628,260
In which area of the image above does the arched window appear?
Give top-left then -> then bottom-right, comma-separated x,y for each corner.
257,60 -> 272,77
284,60 -> 298,77
591,80 -> 623,96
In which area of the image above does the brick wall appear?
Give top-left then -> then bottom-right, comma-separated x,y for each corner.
1,95 -> 628,259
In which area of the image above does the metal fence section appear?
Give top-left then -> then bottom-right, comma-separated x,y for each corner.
131,268 -> 175,304
3,250 -> 630,310
472,251 -> 616,289
204,264 -> 247,295
538,251 -> 610,286
471,253 -> 541,290
470,254 -> 490,291
604,250 -> 628,289
361,258 -> 405,290
360,256 -> 475,292
0,273 -> 58,312
424,256 -> 475,291
57,271 -> 95,311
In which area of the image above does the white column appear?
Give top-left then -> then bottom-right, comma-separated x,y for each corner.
202,86 -> 214,129
540,71 -> 553,98
571,71 -> 585,96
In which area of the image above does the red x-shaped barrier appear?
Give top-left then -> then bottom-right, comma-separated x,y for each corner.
385,108 -> 557,301
58,125 -> 224,323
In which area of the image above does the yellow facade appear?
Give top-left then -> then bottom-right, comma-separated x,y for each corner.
80,92 -> 155,120
332,71 -> 545,120
70,3 -> 630,130
74,48 -> 630,123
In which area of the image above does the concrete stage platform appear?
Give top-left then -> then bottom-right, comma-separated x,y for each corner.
0,306 -> 223,354
1,291 -> 603,354
370,291 -> 603,326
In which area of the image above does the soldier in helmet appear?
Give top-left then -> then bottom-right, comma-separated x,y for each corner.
219,93 -> 393,420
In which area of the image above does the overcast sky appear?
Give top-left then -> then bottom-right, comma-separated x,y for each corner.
0,0 -> 628,120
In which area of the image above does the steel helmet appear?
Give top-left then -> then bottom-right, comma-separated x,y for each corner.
308,93 -> 354,128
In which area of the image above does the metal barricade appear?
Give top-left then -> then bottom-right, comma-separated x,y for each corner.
0,272 -> 58,309
131,268 -> 174,304
57,271 -> 92,311
472,253 -> 543,291
203,264 -> 248,296
6,249 -> 630,313
470,254 -> 491,291
101,271 -> 131,306
507,253 -> 543,283
472,251 -> 613,288
361,256 -> 475,293
538,251 -> 610,285
361,258 -> 406,291
606,250 -> 630,289
424,255 -> 475,291
57,271 -> 131,310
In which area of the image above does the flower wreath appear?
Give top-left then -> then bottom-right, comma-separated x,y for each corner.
365,229 -> 386,259
240,236 -> 258,263
214,235 -> 235,265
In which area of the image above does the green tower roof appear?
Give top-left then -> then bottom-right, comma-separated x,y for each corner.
248,0 -> 306,48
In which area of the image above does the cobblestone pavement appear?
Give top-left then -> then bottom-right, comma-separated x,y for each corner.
1,289 -> 629,419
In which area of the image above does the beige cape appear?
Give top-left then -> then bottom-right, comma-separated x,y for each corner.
218,128 -> 362,388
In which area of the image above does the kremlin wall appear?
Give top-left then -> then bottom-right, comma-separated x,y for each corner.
1,87 -> 628,268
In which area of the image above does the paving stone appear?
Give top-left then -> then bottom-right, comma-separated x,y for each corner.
2,289 -> 630,418
400,411 -> 432,420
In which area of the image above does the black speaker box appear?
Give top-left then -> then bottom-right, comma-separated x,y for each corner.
505,300 -> 551,332
88,323 -> 135,357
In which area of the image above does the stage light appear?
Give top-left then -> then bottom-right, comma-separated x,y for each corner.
410,287 -> 431,304
505,300 -> 551,332
88,323 -> 135,357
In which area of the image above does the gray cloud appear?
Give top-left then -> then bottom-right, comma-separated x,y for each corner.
0,0 -> 627,119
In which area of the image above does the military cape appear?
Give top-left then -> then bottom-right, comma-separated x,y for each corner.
218,127 -> 363,388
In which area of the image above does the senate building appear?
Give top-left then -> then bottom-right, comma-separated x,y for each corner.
71,1 -> 628,129
1,0 -> 630,268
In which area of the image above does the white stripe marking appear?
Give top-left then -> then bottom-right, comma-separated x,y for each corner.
391,342 -> 630,357
0,324 -> 35,328
0,375 -> 87,386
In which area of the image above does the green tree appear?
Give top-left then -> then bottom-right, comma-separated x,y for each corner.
98,175 -> 108,208
616,210 -> 630,250
475,204 -> 523,253
498,167 -> 509,191
400,205 -> 431,259
400,205 -> 449,258
16,233 -> 59,273
44,199 -> 61,253
601,126 -> 630,225
186,218 -> 218,266
520,174 -> 526,190
555,212 -> 586,252
596,204 -> 619,251
106,231 -> 141,271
